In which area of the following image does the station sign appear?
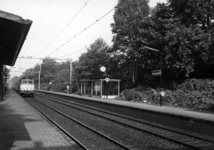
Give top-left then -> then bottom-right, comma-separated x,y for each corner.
105,77 -> 110,82
152,70 -> 161,76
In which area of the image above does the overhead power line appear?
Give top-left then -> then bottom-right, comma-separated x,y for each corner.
23,0 -> 52,56
34,0 -> 90,57
14,57 -> 70,73
57,34 -> 113,58
18,56 -> 68,61
58,47 -> 87,58
46,3 -> 122,57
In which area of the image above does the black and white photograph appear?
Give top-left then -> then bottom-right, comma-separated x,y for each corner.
0,0 -> 214,149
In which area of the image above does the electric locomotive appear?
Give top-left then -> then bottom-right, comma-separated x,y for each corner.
19,79 -> 35,97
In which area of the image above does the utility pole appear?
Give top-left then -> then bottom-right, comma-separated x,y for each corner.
38,63 -> 42,90
69,60 -> 72,93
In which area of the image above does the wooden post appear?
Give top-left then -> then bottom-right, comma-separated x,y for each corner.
91,82 -> 93,95
95,82 -> 97,95
84,82 -> 86,94
100,80 -> 103,98
80,82 -> 82,94
118,81 -> 120,97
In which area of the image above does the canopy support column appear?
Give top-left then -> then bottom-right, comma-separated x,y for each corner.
0,64 -> 4,100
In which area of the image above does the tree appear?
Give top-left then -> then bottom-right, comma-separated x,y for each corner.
110,0 -> 214,88
10,76 -> 20,90
75,38 -> 110,80
169,0 -> 214,29
162,0 -> 214,78
110,0 -> 150,85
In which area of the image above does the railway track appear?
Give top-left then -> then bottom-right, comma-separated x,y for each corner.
25,96 -> 130,150
35,92 -> 214,150
26,95 -> 185,150
24,94 -> 213,149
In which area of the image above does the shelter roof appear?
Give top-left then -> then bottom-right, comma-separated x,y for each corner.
0,11 -> 32,66
80,79 -> 121,82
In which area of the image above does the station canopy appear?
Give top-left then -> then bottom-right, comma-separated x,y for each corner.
0,11 -> 32,66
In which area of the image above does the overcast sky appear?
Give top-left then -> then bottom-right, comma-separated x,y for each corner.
0,0 -> 167,77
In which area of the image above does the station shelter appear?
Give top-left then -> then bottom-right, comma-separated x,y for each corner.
80,79 -> 121,99
0,11 -> 32,100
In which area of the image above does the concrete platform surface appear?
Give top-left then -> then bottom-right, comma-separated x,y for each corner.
39,89 -> 214,122
0,89 -> 80,150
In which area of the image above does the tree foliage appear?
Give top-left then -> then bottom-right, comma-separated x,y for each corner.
12,38 -> 113,93
163,0 -> 214,78
17,57 -> 71,92
75,38 -> 110,80
110,0 -> 214,87
10,0 -> 214,99
110,0 -> 150,85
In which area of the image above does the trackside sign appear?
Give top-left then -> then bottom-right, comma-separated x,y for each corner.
152,70 -> 161,76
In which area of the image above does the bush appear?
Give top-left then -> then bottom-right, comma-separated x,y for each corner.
121,87 -> 161,104
121,79 -> 214,111
178,79 -> 214,91
121,89 -> 141,101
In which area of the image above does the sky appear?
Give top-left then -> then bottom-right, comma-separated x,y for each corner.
0,0 -> 167,78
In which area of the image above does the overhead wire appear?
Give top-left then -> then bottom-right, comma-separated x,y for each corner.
34,0 -> 90,57
46,2 -> 122,57
16,56 -> 70,71
17,2 -> 123,73
22,0 -> 52,56
57,47 -> 87,58
57,34 -> 114,59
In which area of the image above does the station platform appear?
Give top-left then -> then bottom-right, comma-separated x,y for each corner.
0,89 -> 80,150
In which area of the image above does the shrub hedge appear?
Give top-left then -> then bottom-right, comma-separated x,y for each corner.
121,79 -> 214,111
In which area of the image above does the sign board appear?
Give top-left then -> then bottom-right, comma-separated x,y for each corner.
152,70 -> 161,76
105,77 -> 110,82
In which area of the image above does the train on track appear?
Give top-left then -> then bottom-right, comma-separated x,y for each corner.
14,78 -> 35,97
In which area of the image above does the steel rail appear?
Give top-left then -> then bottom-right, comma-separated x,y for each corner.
38,92 -> 214,143
36,92 -> 214,150
30,96 -> 131,150
25,97 -> 89,150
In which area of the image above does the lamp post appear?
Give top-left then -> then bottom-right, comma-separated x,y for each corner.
143,46 -> 164,106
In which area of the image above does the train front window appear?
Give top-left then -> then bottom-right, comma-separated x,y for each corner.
23,81 -> 27,84
28,81 -> 33,84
